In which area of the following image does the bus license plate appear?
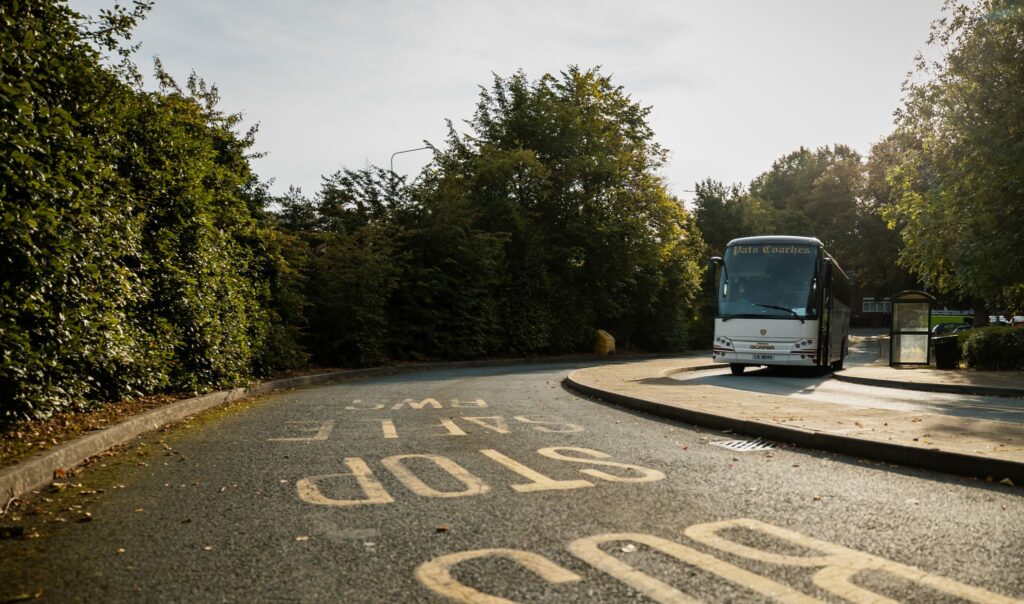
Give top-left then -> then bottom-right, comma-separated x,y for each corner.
753,354 -> 774,360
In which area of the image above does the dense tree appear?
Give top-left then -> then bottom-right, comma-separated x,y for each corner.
692,143 -> 918,316
692,179 -> 773,255
884,0 -> 1024,314
858,134 -> 923,298
747,145 -> 864,264
432,68 -> 705,352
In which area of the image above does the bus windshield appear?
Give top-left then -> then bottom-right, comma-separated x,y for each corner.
717,243 -> 819,319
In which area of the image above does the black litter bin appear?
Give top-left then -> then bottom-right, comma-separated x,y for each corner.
933,335 -> 959,369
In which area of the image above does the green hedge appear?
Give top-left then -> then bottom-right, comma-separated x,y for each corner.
1,3 -> 306,423
959,327 -> 1024,371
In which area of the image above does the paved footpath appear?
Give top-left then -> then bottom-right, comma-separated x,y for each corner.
566,349 -> 1024,484
835,336 -> 1024,397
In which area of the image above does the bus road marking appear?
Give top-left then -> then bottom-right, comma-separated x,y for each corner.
568,533 -> 819,604
684,518 -> 1019,604
416,549 -> 582,604
417,520 -> 1021,603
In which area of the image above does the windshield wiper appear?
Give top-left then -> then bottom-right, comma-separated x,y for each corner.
753,304 -> 805,323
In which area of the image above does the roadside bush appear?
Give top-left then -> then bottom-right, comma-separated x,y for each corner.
959,327 -> 1024,371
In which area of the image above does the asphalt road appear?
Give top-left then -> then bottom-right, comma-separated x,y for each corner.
2,362 -> 1023,603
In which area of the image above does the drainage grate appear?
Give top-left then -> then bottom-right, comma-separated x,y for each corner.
710,437 -> 776,452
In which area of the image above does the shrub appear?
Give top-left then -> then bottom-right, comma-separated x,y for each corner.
959,327 -> 1024,371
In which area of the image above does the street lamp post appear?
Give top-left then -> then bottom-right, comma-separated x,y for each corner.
390,145 -> 432,174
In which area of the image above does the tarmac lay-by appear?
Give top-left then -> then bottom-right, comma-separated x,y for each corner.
566,334 -> 1024,483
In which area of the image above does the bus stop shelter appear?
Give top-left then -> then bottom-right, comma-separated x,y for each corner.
888,290 -> 935,366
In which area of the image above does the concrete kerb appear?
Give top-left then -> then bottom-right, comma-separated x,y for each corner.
832,372 -> 1024,398
0,354 -> 657,502
0,367 -> 393,502
563,372 -> 1024,485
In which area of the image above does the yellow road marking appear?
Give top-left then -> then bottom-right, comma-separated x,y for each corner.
463,417 -> 511,434
685,518 -> 1021,604
536,447 -> 666,483
479,449 -> 594,493
295,458 -> 393,507
513,415 -> 583,433
435,418 -> 468,436
568,532 -> 821,604
416,548 -> 581,604
379,419 -> 398,439
267,420 -> 335,442
381,454 -> 489,498
451,399 -> 489,408
345,399 -> 385,410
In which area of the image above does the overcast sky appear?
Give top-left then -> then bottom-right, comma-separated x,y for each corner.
71,0 -> 945,202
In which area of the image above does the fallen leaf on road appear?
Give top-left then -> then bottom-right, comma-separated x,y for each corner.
133,508 -> 144,513
181,518 -> 192,524
621,544 -> 637,553
53,468 -> 66,479
1000,478 -> 1015,487
813,496 -> 822,501
202,545 -> 213,551
435,525 -> 449,533
76,513 -> 92,523
116,548 -> 126,554
295,535 -> 310,541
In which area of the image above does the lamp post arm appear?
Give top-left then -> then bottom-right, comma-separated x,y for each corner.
390,145 -> 432,173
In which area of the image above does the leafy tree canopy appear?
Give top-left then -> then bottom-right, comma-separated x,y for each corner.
885,0 -> 1024,310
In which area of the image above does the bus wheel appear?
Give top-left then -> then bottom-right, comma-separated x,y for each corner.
730,364 -> 745,375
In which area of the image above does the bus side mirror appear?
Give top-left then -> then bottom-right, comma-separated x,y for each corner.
709,256 -> 722,266
822,257 -> 833,280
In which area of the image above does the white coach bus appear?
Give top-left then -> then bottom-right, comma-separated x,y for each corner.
710,236 -> 851,375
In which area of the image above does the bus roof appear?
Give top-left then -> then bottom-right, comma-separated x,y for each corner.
725,235 -> 823,247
